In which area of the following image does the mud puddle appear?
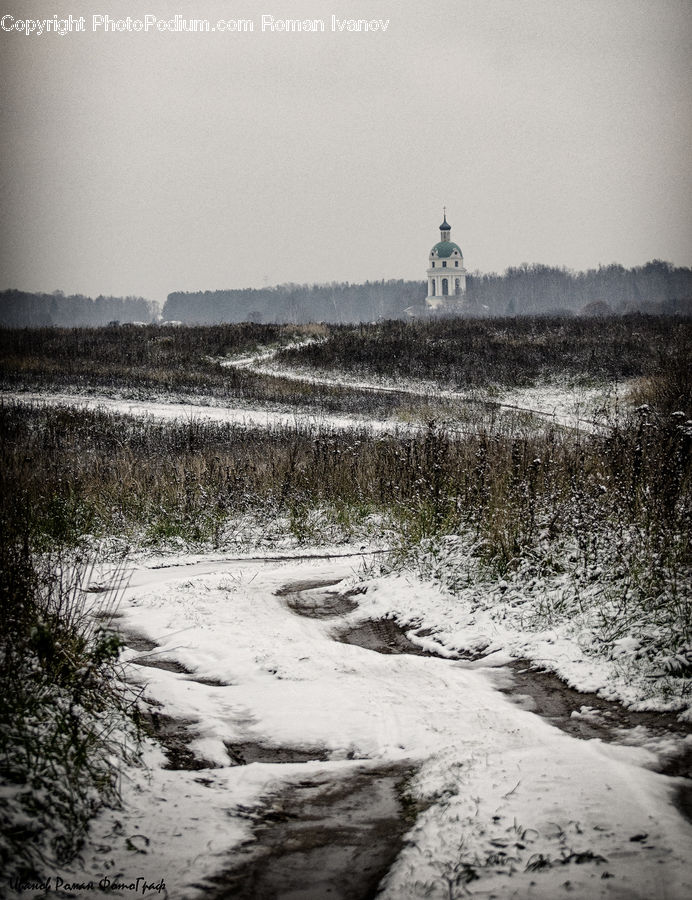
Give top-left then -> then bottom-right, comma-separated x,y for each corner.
225,742 -> 335,766
125,631 -> 233,769
143,709 -> 213,771
132,654 -> 192,673
200,764 -> 418,900
122,629 -> 232,683
278,578 -> 359,618
279,577 -> 449,655
292,581 -> 692,803
122,632 -> 157,652
497,661 -> 692,747
144,709 -> 342,772
336,617 -> 450,657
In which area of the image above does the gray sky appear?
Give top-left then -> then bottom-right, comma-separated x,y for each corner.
1,0 -> 690,304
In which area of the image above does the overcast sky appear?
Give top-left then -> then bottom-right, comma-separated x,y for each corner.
1,0 -> 690,303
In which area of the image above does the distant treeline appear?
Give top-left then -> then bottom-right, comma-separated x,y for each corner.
465,261 -> 692,317
164,261 -> 691,323
0,290 -> 158,328
164,280 -> 423,325
3,261 -> 690,328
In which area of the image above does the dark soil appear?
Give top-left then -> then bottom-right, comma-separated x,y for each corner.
335,618 -> 448,657
121,631 -> 157,652
199,764 -> 418,900
125,631 -> 232,768
191,675 -> 232,687
124,630 -> 231,683
144,711 -> 346,772
277,579 -> 359,619
498,661 -> 692,750
143,710 -> 214,771
225,742 -> 335,766
131,654 -> 192,674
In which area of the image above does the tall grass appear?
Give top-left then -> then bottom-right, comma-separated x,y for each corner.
3,387 -> 689,693
3,316 -> 689,411
278,314 -> 692,388
2,391 -> 688,570
0,543 -> 140,877
0,322 -> 423,419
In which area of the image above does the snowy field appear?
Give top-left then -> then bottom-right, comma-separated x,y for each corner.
48,550 -> 692,899
0,391 -> 414,434
1,369 -> 626,438
221,345 -> 624,432
5,350 -> 688,897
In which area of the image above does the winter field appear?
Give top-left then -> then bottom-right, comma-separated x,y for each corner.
1,315 -> 690,898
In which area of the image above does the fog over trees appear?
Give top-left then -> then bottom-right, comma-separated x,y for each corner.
465,261 -> 692,317
164,262 -> 691,324
1,261 -> 689,328
163,279 -> 423,325
0,290 -> 157,328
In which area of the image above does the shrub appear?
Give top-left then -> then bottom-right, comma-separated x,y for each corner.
0,542 -> 140,878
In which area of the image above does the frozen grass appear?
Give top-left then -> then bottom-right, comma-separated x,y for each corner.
3,315 -> 689,418
2,393 -> 689,716
374,524 -> 691,713
2,360 -> 689,575
0,322 -> 419,419
0,548 -> 141,878
276,314 -> 691,389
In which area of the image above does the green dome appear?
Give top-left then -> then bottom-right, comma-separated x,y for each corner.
431,240 -> 463,259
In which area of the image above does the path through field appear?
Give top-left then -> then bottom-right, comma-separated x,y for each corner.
2,339 -> 622,435
65,550 -> 692,899
220,341 -> 619,432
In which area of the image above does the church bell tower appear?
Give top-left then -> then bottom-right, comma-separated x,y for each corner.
426,208 -> 467,310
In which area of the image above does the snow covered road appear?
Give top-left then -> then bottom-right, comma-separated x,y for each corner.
64,551 -> 692,899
